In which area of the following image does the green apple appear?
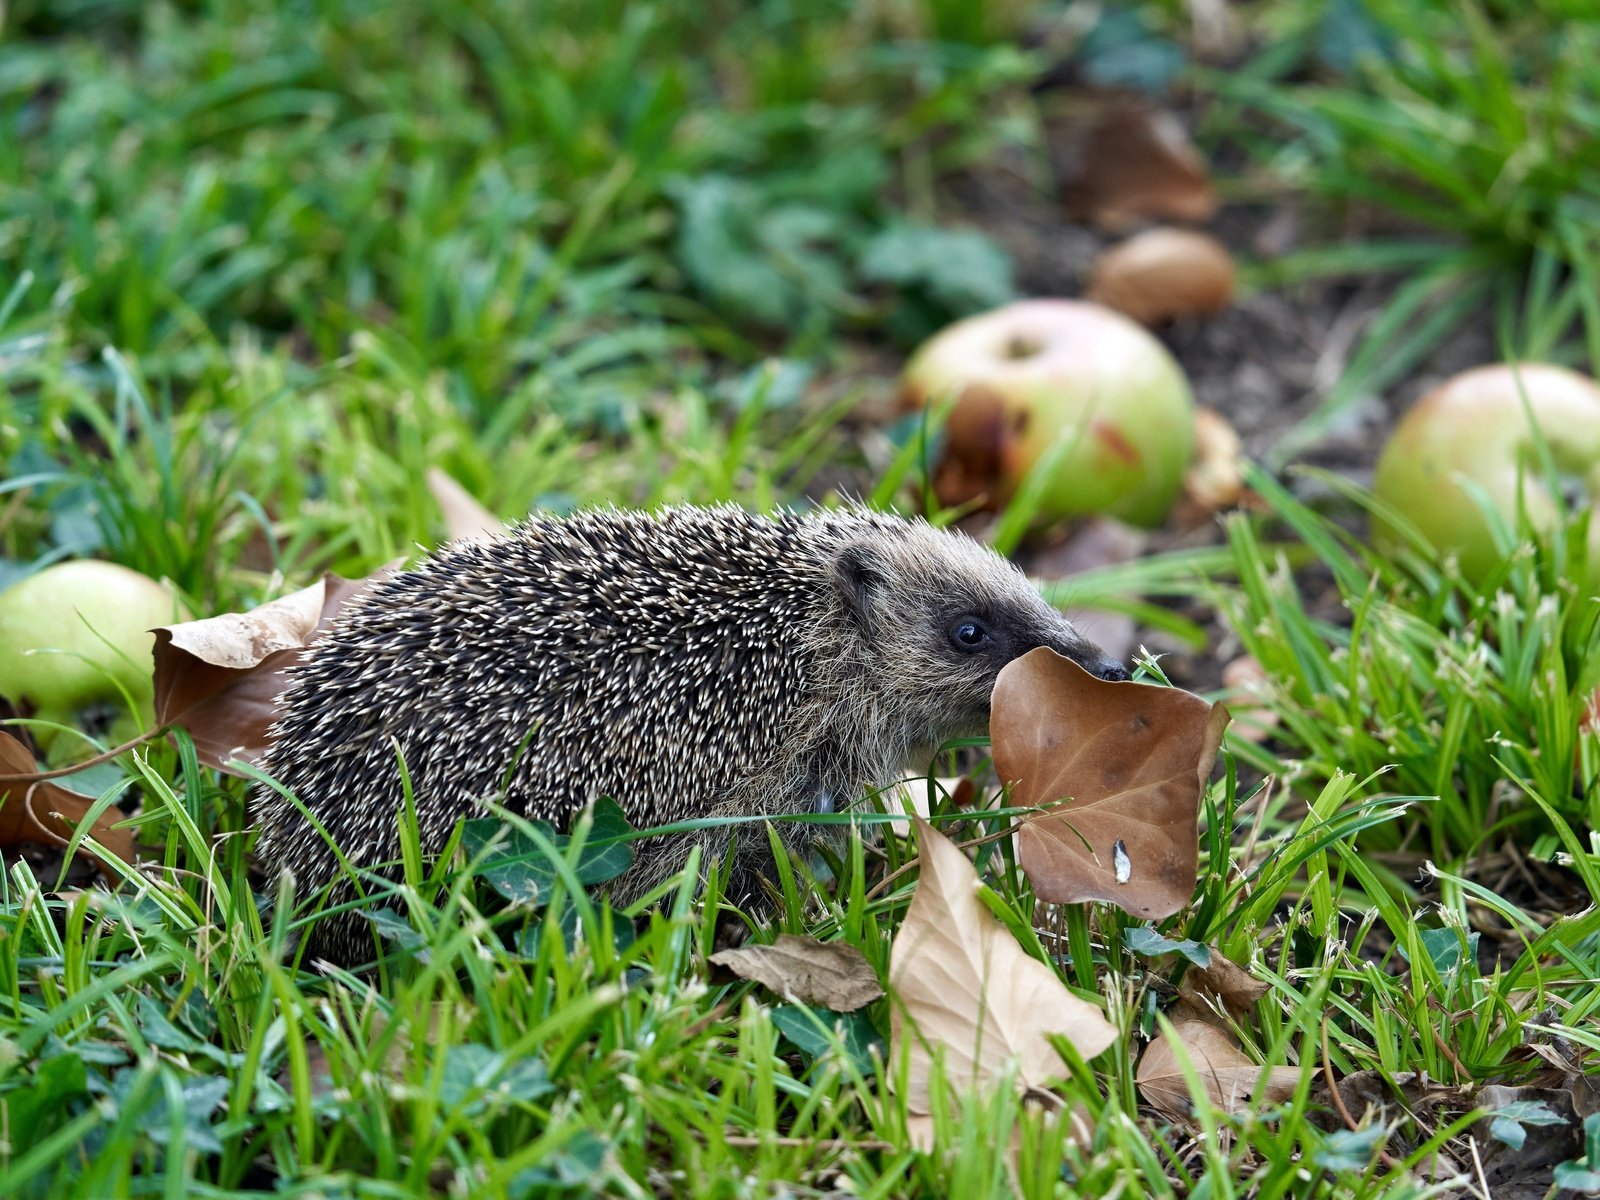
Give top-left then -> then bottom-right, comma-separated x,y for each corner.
1372,364 -> 1600,583
901,299 -> 1196,527
0,561 -> 187,754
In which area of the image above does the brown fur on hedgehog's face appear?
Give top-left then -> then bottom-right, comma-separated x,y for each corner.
826,521 -> 1126,764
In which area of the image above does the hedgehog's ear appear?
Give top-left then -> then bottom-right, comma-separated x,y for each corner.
831,541 -> 884,629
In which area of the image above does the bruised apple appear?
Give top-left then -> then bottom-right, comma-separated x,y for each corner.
1373,364 -> 1600,583
0,561 -> 186,754
901,300 -> 1195,527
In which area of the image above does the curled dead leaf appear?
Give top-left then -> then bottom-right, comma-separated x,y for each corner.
0,731 -> 136,878
1181,406 -> 1246,516
1177,952 -> 1269,1014
992,648 -> 1227,918
426,468 -> 505,544
153,574 -> 382,774
1063,105 -> 1217,232
1136,1007 -> 1299,1118
1319,1069 -> 1468,1125
1087,229 -> 1236,327
709,934 -> 883,1012
888,819 -> 1118,1116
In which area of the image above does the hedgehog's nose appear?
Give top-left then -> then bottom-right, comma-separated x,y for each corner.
1093,658 -> 1129,682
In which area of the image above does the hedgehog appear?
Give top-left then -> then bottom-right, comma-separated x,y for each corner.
252,504 -> 1125,963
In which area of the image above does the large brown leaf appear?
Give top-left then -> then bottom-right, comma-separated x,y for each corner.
888,820 -> 1117,1114
0,731 -> 136,878
1136,1006 -> 1299,1118
152,574 -> 378,774
992,648 -> 1229,918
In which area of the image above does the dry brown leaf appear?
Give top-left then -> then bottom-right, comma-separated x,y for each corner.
152,574 -> 380,774
1064,105 -> 1217,232
1219,655 -> 1281,745
426,468 -> 505,543
1087,229 -> 1236,327
709,934 -> 883,1012
1182,407 -> 1246,517
1320,1069 -> 1467,1124
904,1112 -> 937,1153
886,776 -> 980,821
992,648 -> 1228,918
1177,952 -> 1268,1013
1136,1007 -> 1299,1118
888,820 -> 1118,1114
0,731 -> 136,878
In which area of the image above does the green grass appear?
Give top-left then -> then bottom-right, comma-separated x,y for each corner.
4,0 -> 1600,1196
1210,0 -> 1600,460
1217,463 -> 1600,860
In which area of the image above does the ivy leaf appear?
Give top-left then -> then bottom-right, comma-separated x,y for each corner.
769,1005 -> 883,1075
1076,9 -> 1186,94
1,1053 -> 88,1150
1313,1124 -> 1389,1172
439,1044 -> 553,1116
102,1069 -> 231,1153
858,223 -> 1016,317
669,175 -> 852,329
1124,926 -> 1211,967
461,799 -> 635,907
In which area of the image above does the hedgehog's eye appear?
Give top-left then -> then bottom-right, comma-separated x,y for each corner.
949,617 -> 991,652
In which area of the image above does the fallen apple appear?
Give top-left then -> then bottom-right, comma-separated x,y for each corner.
0,561 -> 187,756
1372,363 -> 1600,583
1086,228 -> 1236,327
901,299 -> 1196,527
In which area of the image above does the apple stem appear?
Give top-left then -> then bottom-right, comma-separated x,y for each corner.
0,727 -> 167,783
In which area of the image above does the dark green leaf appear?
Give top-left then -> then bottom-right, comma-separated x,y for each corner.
1,1053 -> 88,1149
1554,1162 -> 1600,1192
440,1044 -> 553,1115
858,223 -> 1014,317
135,995 -> 203,1053
509,1131 -> 611,1196
1077,9 -> 1186,93
362,907 -> 425,950
1316,0 -> 1395,73
462,801 -> 635,907
1313,1124 -> 1388,1172
105,1068 -> 230,1153
1416,927 -> 1478,976
1124,926 -> 1212,968
769,1005 -> 882,1075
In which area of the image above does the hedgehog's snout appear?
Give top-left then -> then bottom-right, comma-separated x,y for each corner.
1092,657 -> 1129,682
1038,616 -> 1127,682
1064,643 -> 1129,682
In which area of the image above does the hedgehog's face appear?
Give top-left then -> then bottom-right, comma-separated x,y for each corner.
828,523 -> 1126,759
